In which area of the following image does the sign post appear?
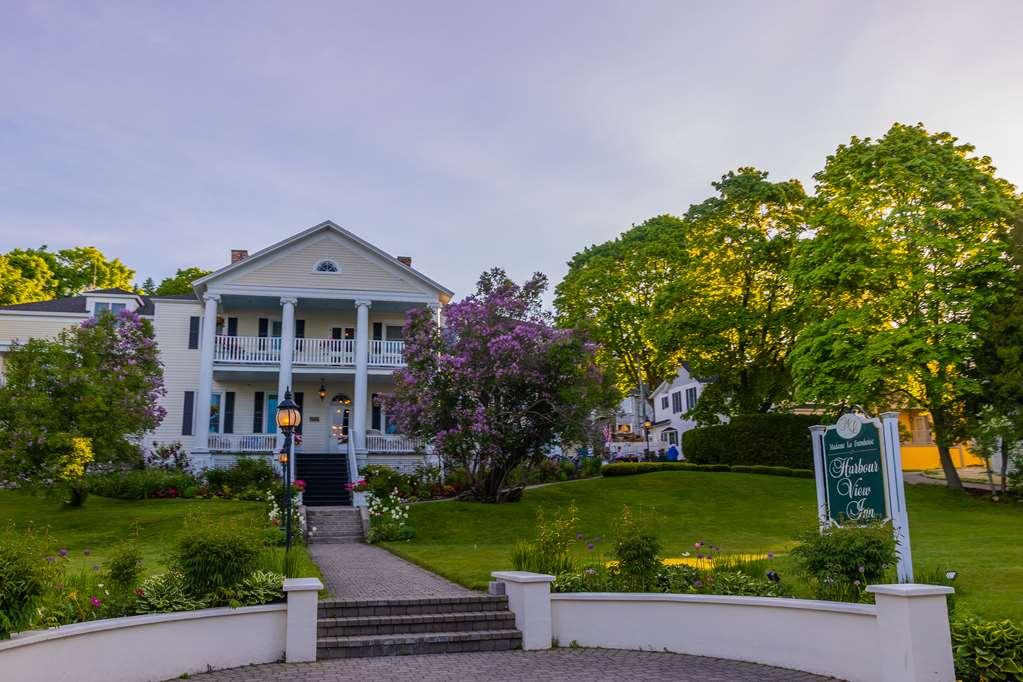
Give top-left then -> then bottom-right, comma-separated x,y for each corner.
811,411 -> 914,583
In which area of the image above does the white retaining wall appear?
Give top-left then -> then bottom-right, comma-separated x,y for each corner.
492,572 -> 955,682
0,577 -> 322,682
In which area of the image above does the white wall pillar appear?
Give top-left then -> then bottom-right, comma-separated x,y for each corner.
194,293 -> 220,457
867,584 -> 955,681
277,297 -> 298,453
491,571 -> 554,650
809,424 -> 828,531
352,299 -> 371,453
283,577 -> 323,663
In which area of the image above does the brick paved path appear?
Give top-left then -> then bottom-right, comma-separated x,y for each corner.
309,542 -> 472,599
191,649 -> 834,681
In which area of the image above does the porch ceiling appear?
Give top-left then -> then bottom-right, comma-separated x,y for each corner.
219,294 -> 427,314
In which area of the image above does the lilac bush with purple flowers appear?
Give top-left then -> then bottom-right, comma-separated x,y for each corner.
388,268 -> 613,502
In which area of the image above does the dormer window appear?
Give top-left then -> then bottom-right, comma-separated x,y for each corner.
94,302 -> 127,316
314,259 -> 340,273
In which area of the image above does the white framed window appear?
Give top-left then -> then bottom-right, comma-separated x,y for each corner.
94,302 -> 127,316
660,396 -> 669,410
671,391 -> 683,414
660,429 -> 678,446
313,259 -> 340,273
209,393 -> 222,434
685,386 -> 698,412
911,415 -> 932,444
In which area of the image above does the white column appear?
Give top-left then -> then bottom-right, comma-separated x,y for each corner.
428,301 -> 441,327
809,425 -> 828,531
277,297 -> 297,452
881,411 -> 914,582
867,584 -> 955,681
491,571 -> 554,650
194,293 -> 220,460
283,577 -> 324,663
352,299 -> 371,454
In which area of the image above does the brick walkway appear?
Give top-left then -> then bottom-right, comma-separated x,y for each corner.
191,649 -> 834,681
309,542 -> 472,599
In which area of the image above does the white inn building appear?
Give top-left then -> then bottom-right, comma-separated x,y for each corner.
0,221 -> 452,505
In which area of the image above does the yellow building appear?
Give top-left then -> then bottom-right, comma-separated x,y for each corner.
897,409 -> 982,470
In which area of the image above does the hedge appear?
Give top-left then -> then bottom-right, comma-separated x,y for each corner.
682,413 -> 819,468
602,462 -> 814,479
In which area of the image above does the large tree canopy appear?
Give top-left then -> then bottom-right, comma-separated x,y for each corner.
653,168 -> 807,422
554,215 -> 687,395
1,246 -> 135,301
789,123 -> 1021,489
390,268 -> 614,502
154,267 -> 211,296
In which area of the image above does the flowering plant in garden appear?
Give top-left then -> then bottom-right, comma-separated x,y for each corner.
366,488 -> 414,542
264,487 -> 306,540
0,309 -> 166,504
387,268 -> 614,502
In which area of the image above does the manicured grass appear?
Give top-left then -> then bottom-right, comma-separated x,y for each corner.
382,472 -> 1023,622
0,490 -> 320,583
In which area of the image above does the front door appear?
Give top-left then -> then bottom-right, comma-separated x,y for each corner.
328,396 -> 350,453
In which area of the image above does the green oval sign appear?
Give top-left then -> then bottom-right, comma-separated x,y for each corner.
822,414 -> 889,526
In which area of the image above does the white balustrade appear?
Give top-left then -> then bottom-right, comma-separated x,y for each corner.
213,336 -> 280,364
369,339 -> 405,366
292,338 -> 355,366
365,433 -> 428,453
213,336 -> 403,367
207,433 -> 278,452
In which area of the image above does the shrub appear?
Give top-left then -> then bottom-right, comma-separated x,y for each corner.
790,525 -> 897,601
105,543 -> 144,590
204,457 -> 276,494
230,570 -> 284,607
366,490 -> 413,543
952,617 -> 1023,682
0,527 -> 57,638
600,461 -> 813,479
86,469 -> 198,500
135,572 -> 205,614
579,457 -> 603,478
709,570 -> 789,597
683,413 -> 819,468
173,516 -> 260,595
612,506 -> 661,592
511,503 -> 578,575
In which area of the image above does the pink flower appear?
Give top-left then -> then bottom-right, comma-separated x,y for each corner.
90,596 -> 102,608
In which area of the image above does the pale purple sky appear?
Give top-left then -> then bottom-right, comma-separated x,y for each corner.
2,1 -> 1021,300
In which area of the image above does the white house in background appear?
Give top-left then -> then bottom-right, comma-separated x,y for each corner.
648,365 -> 709,456
0,220 -> 453,505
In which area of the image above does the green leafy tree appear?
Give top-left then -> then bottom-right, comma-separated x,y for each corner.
554,215 -> 687,395
0,311 -> 166,504
155,267 -> 211,296
2,246 -> 134,299
139,277 -> 157,296
790,123 -> 1021,490
0,254 -> 55,305
653,168 -> 807,422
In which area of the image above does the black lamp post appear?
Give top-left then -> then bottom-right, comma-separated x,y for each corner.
276,388 -> 302,551
643,418 -> 653,459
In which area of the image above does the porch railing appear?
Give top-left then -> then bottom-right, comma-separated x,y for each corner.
293,338 -> 355,366
369,339 -> 404,366
213,335 -> 404,367
365,433 -> 429,453
213,336 -> 280,364
208,433 -> 278,452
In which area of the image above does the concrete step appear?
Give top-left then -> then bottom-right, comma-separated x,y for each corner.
318,610 -> 517,637
316,629 -> 522,658
318,595 -> 510,619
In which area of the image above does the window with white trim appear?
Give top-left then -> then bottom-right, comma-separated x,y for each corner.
671,391 -> 683,414
94,302 -> 127,316
660,396 -> 669,410
685,386 -> 698,412
314,259 -> 340,273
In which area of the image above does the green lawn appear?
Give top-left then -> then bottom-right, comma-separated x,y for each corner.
383,472 -> 1023,622
0,491 -> 320,581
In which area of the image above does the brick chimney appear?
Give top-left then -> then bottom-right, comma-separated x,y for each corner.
397,256 -> 412,267
231,249 -> 249,264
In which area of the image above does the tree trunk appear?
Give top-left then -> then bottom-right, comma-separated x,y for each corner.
1000,437 -> 1010,495
929,410 -> 963,491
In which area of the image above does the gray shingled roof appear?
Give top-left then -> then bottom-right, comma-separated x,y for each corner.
0,293 -> 166,316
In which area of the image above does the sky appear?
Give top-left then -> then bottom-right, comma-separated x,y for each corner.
2,1 -> 1022,301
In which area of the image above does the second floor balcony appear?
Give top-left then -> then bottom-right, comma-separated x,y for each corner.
213,335 -> 405,368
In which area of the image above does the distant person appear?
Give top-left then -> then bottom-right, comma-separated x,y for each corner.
667,444 -> 680,461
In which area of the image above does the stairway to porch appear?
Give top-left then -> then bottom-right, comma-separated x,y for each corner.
296,452 -> 351,506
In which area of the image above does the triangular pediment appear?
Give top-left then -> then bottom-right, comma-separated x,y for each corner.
194,221 -> 452,299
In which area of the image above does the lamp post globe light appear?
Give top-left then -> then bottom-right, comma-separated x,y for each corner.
276,388 -> 302,550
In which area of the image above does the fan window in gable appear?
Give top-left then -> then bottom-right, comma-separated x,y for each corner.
315,260 -> 339,273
